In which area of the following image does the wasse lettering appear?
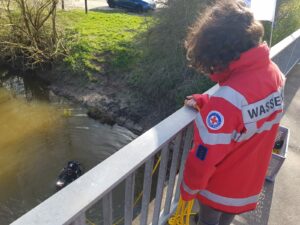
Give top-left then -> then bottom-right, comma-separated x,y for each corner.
247,96 -> 281,119
242,90 -> 283,123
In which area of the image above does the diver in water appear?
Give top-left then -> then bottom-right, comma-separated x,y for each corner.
56,161 -> 83,190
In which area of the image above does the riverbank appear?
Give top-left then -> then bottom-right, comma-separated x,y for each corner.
0,9 -> 173,134
37,10 -> 163,134
38,66 -> 165,135
0,6 -> 214,135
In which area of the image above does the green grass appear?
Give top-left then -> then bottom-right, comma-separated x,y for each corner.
272,0 -> 300,45
57,10 -> 153,79
126,0 -> 215,110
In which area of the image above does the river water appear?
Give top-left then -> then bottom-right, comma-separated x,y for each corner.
0,69 -> 137,224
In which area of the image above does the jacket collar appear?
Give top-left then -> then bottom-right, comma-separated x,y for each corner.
209,43 -> 270,84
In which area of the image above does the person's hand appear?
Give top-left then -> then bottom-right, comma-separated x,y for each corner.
184,96 -> 198,109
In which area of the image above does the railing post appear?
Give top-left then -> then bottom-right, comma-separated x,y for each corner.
152,146 -> 169,225
103,192 -> 113,225
163,133 -> 182,215
124,173 -> 135,225
140,157 -> 155,225
174,124 -> 193,203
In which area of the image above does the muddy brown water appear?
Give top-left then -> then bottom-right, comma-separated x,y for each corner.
0,69 -> 137,224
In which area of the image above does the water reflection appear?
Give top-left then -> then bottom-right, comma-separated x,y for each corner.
0,69 -> 136,224
0,70 -> 50,102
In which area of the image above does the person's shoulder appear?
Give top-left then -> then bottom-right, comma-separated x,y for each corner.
211,85 -> 248,110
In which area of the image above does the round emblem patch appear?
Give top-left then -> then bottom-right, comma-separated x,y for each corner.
206,111 -> 224,130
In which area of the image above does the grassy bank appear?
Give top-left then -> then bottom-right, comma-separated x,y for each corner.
127,0 -> 300,113
37,0 -> 300,120
57,10 -> 153,81
127,0 -> 214,112
273,0 -> 300,45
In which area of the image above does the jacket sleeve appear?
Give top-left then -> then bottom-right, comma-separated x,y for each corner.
192,94 -> 210,109
180,95 -> 243,201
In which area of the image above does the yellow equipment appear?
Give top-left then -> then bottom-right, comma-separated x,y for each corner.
168,197 -> 194,225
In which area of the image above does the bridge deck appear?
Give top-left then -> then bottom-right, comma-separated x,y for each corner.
268,63 -> 300,225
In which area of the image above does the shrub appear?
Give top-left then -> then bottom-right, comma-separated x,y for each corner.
0,0 -> 65,71
272,0 -> 300,45
129,0 -> 300,114
129,0 -> 215,112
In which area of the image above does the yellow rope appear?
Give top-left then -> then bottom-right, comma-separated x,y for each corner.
113,157 -> 162,225
134,157 -> 161,206
168,197 -> 194,225
113,216 -> 124,225
86,217 -> 96,225
87,157 -> 195,225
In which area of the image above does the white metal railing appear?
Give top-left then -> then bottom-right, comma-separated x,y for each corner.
270,29 -> 300,75
11,29 -> 300,225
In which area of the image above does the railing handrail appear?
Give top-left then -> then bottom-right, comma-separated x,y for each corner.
270,29 -> 300,76
270,29 -> 300,59
11,29 -> 300,225
10,104 -> 201,225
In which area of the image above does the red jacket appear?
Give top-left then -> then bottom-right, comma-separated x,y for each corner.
180,44 -> 285,213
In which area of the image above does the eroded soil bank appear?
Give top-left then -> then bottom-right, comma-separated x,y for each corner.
38,68 -> 170,135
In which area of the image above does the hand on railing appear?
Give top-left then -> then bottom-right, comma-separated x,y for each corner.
184,96 -> 197,109
184,94 -> 210,111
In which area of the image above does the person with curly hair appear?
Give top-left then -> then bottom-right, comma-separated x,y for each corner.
180,1 -> 285,225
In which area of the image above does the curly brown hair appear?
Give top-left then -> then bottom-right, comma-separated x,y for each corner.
185,0 -> 264,74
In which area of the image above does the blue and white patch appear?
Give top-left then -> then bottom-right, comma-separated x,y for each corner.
206,111 -> 224,130
196,145 -> 208,161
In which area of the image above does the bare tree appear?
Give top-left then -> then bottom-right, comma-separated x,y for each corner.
0,0 -> 65,71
